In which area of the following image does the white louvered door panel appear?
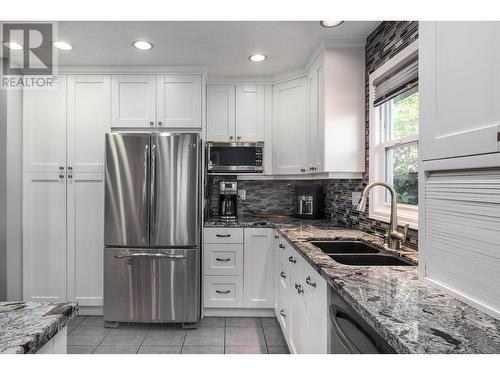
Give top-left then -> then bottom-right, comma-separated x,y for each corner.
425,169 -> 500,318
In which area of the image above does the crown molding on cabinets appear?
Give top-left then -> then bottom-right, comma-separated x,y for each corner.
57,65 -> 207,75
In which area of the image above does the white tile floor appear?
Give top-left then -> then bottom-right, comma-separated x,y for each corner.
67,316 -> 289,354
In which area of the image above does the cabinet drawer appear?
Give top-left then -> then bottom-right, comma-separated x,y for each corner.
203,276 -> 243,308
203,243 -> 243,276
204,228 -> 243,243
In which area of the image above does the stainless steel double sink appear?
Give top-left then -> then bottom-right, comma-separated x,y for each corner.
309,240 -> 415,266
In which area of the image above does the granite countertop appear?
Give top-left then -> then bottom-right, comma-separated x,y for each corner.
0,301 -> 78,354
205,218 -> 500,353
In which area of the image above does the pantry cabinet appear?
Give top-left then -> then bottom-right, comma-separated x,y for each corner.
420,22 -> 500,161
206,84 -> 266,142
111,74 -> 157,127
23,74 -> 108,307
272,77 -> 310,175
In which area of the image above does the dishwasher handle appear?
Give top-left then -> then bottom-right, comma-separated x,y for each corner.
329,303 -> 362,354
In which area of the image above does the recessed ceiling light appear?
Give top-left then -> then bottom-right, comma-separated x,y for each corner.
53,41 -> 73,50
133,40 -> 153,50
249,54 -> 266,62
320,21 -> 344,28
2,41 -> 23,50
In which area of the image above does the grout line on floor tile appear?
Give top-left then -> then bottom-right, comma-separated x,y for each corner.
135,324 -> 150,354
261,324 -> 270,353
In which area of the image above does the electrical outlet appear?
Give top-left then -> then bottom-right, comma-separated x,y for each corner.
238,189 -> 246,200
352,192 -> 361,207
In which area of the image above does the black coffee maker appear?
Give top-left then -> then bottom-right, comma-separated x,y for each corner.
219,181 -> 238,220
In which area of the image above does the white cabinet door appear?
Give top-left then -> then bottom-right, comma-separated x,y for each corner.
243,228 -> 275,308
288,275 -> 307,354
308,64 -> 324,173
235,84 -> 265,141
157,74 -> 202,128
23,75 -> 67,173
207,85 -> 235,141
111,74 -> 156,128
272,77 -> 309,175
67,173 -> 104,307
420,21 -> 500,161
67,75 -> 111,173
23,173 -> 67,302
305,296 -> 328,354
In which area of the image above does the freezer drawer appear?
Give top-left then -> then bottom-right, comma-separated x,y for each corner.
104,248 -> 200,323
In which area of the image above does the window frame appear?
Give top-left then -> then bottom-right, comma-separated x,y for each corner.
368,41 -> 419,230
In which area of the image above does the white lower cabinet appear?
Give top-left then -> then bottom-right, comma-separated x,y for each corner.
36,327 -> 68,354
203,227 -> 275,310
273,230 -> 328,354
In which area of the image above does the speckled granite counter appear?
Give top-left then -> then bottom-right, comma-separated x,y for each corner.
205,218 -> 500,353
0,301 -> 78,354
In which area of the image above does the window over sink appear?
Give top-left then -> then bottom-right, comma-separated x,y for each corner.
369,41 -> 419,229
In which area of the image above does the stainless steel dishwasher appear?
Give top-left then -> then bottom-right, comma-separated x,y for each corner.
329,288 -> 396,354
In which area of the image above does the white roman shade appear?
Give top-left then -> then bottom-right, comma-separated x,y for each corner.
373,56 -> 418,107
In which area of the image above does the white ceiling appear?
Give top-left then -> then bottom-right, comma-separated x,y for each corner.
55,21 -> 380,77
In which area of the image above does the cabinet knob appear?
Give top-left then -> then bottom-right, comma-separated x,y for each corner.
300,168 -> 306,173
59,166 -> 64,170
59,174 -> 64,179
149,121 -> 154,126
68,166 -> 73,171
68,174 -> 73,179
158,121 -> 163,126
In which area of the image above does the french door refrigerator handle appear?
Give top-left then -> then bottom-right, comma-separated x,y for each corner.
150,142 -> 157,241
144,143 -> 150,241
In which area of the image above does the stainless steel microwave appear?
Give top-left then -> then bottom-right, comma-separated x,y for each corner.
207,142 -> 263,173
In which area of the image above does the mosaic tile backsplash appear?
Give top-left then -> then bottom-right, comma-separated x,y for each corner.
205,22 -> 419,250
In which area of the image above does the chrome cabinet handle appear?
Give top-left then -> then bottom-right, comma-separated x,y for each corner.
237,136 -> 241,140
279,243 -> 285,249
306,276 -> 316,288
114,253 -> 187,260
229,136 -> 234,140
300,168 -> 306,173
280,309 -> 286,317
59,174 -> 64,179
68,174 -> 73,179
149,121 -> 154,126
59,166 -> 64,170
216,234 -> 231,238
288,256 -> 296,264
216,290 -> 231,294
274,235 -> 279,239
280,271 -> 286,279
68,166 -> 73,170
158,121 -> 163,126
216,257 -> 231,262
295,283 -> 304,294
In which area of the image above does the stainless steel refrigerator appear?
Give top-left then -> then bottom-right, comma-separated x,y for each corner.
103,132 -> 201,325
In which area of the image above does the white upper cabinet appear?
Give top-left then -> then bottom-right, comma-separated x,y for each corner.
235,84 -> 265,141
243,228 -> 275,308
111,74 -> 156,128
23,75 -> 67,173
23,173 -> 67,302
206,84 -> 266,142
272,77 -> 309,175
68,75 -> 111,173
207,85 -> 236,141
308,64 -> 324,173
157,74 -> 202,128
420,21 -> 500,161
